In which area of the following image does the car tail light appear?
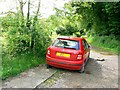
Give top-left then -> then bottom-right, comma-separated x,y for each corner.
47,50 -> 50,55
77,54 -> 82,60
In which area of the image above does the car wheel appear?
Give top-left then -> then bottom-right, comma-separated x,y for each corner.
79,63 -> 85,73
46,64 -> 52,68
88,53 -> 90,60
86,53 -> 90,63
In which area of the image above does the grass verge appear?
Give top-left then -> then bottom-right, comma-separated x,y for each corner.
87,35 -> 120,55
2,52 -> 46,80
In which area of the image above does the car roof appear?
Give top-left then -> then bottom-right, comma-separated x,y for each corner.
57,36 -> 85,41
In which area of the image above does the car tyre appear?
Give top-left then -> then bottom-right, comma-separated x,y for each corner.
79,63 -> 85,73
88,53 -> 90,59
46,64 -> 52,68
87,54 -> 90,62
86,53 -> 90,64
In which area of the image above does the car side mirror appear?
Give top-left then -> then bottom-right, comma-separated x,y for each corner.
88,45 -> 91,48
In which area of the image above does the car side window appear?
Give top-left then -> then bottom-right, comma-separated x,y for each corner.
82,40 -> 88,50
85,40 -> 89,49
82,40 -> 86,50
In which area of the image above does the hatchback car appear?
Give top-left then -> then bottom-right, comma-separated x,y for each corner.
46,36 -> 90,72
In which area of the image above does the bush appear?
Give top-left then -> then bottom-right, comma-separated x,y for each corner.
56,24 -> 79,36
88,35 -> 120,54
1,14 -> 51,79
1,15 -> 51,56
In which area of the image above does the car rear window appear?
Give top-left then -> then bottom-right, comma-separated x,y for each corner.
52,39 -> 79,50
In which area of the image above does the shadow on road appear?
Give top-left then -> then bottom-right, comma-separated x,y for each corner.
51,57 -> 103,77
85,58 -> 102,77
38,57 -> 117,88
45,58 -> 105,88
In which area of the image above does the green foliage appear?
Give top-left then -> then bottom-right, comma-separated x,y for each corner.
104,2 -> 120,37
1,13 -> 51,56
71,2 -> 120,37
56,24 -> 78,35
54,1 -> 120,54
54,3 -> 84,36
34,24 -> 51,55
1,12 -> 51,79
88,35 -> 120,54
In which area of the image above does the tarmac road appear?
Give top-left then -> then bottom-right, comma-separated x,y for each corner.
37,50 -> 118,88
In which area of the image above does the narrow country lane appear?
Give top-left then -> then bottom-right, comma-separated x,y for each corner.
37,50 -> 118,88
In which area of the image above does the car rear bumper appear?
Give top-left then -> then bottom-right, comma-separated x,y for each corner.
46,55 -> 84,70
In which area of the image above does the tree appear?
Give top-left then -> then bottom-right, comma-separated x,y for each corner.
71,1 -> 120,37
1,0 -> 51,56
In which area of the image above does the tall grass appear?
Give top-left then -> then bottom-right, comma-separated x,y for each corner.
87,35 -> 120,54
2,52 -> 46,80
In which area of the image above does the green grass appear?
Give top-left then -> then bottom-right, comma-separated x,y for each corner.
2,52 -> 46,80
87,35 -> 120,54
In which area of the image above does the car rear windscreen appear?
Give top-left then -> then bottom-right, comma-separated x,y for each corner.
52,39 -> 79,50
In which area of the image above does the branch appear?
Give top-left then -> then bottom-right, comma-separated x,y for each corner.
18,0 -> 26,17
36,0 -> 41,16
0,10 -> 16,15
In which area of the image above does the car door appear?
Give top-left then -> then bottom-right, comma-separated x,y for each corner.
82,40 -> 89,62
84,40 -> 90,60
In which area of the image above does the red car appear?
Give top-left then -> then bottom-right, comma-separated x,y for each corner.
46,36 -> 90,73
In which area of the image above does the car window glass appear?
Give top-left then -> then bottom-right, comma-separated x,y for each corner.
82,40 -> 88,50
52,39 -> 79,50
85,40 -> 89,49
82,41 -> 86,50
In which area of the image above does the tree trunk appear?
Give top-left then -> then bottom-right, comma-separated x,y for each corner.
26,0 -> 30,30
26,0 -> 31,50
18,0 -> 24,17
33,0 -> 41,54
36,0 -> 41,16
